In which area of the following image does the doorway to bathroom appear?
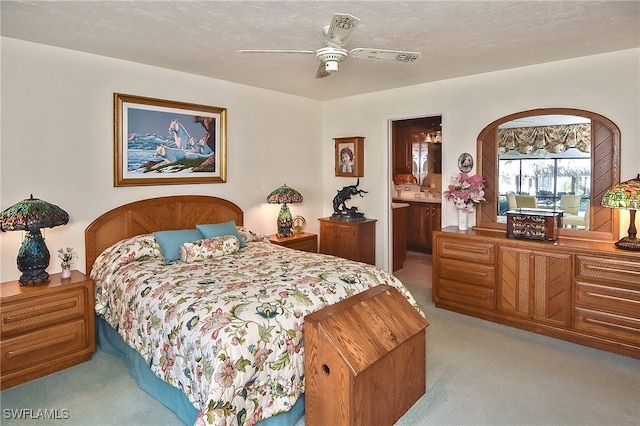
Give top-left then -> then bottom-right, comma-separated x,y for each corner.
390,115 -> 442,273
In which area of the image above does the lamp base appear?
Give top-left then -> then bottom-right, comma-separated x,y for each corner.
19,270 -> 50,286
276,204 -> 294,238
17,229 -> 51,286
614,236 -> 640,251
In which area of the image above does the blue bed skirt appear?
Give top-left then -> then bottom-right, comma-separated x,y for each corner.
96,315 -> 305,426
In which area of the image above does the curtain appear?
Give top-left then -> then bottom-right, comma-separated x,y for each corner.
498,124 -> 590,155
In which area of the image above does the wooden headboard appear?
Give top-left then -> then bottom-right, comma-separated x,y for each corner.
85,195 -> 244,273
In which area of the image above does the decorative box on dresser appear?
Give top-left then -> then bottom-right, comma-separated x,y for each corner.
433,227 -> 640,359
268,232 -> 318,253
1,270 -> 96,389
318,217 -> 376,264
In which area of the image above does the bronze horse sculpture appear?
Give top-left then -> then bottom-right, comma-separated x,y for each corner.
332,178 -> 368,220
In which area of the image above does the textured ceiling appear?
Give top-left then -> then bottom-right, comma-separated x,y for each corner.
2,1 -> 639,100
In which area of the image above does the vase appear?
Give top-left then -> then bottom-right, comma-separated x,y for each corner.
458,209 -> 469,231
61,267 -> 72,279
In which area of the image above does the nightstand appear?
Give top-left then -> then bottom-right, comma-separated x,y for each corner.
0,270 -> 96,390
268,232 -> 318,253
318,217 -> 376,264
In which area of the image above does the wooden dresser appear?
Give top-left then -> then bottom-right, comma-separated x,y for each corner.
318,217 -> 376,264
1,270 -> 96,389
433,227 -> 640,359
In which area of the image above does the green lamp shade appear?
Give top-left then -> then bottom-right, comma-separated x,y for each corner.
267,184 -> 303,237
601,174 -> 640,251
1,195 -> 69,285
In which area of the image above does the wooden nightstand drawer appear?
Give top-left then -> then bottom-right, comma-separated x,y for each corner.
1,318 -> 90,374
269,232 -> 318,253
1,287 -> 88,336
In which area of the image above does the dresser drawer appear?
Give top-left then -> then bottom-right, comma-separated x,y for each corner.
435,278 -> 495,309
576,255 -> 640,285
1,287 -> 88,336
437,238 -> 494,264
574,307 -> 640,346
1,318 -> 90,374
439,258 -> 495,288
576,281 -> 640,318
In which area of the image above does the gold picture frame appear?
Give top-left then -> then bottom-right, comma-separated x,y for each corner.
334,136 -> 364,177
114,93 -> 227,186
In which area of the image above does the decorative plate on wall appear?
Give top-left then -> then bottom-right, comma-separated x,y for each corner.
457,153 -> 473,173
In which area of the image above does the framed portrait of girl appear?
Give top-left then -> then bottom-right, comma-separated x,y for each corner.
334,136 -> 364,177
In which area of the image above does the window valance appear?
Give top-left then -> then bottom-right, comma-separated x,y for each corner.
498,124 -> 591,155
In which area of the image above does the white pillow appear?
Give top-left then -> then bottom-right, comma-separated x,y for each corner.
178,235 -> 240,263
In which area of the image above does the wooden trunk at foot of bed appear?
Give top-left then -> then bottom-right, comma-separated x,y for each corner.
304,285 -> 428,426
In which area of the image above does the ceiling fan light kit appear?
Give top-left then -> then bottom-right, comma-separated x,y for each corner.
239,13 -> 421,79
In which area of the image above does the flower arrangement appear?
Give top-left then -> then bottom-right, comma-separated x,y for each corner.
58,247 -> 76,269
443,172 -> 486,211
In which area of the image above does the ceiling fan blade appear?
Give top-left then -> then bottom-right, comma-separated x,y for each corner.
237,49 -> 315,55
315,62 -> 332,79
325,13 -> 360,47
350,48 -> 421,63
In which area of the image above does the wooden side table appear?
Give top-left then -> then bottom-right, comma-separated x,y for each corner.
269,232 -> 318,253
0,270 -> 96,389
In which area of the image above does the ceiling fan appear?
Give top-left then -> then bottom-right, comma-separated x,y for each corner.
238,13 -> 421,79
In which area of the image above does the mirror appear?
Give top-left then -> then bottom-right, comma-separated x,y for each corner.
476,108 -> 620,241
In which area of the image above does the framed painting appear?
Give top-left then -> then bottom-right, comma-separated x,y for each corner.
334,136 -> 364,177
114,93 -> 227,186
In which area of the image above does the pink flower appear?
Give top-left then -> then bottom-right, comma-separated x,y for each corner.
443,173 -> 486,211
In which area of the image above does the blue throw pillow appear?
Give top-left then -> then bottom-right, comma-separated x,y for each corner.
196,221 -> 246,248
153,229 -> 204,261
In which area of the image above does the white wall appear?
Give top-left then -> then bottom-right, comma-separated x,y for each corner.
322,49 -> 639,269
2,38 -> 638,281
1,38 -> 323,281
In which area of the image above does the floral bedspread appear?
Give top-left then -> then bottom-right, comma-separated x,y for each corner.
91,234 -> 421,426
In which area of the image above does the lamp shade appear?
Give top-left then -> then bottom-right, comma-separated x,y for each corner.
267,184 -> 303,205
601,175 -> 640,210
1,195 -> 69,284
601,174 -> 640,251
267,184 -> 303,238
1,195 -> 69,231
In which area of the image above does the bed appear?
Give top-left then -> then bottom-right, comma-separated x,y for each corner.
85,196 -> 421,426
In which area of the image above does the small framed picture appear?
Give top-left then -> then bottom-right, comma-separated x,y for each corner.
457,152 -> 473,173
335,136 -> 364,177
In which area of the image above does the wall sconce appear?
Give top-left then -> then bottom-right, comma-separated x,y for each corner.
267,184 -> 303,238
1,195 -> 69,285
601,174 -> 640,251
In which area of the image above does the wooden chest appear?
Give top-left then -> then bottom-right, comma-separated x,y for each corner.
304,285 -> 428,426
